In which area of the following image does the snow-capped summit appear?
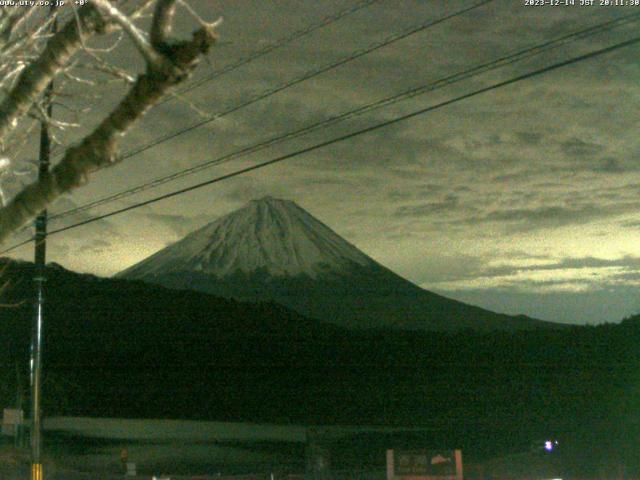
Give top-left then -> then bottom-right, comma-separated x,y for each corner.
119,197 -> 558,332
119,196 -> 374,280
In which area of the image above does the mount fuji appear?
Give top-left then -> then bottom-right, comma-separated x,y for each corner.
118,196 -> 557,331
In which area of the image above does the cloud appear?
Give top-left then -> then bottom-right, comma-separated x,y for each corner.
514,132 -> 542,146
77,239 -> 113,255
384,253 -> 490,285
424,255 -> 640,298
589,157 -> 626,174
621,220 -> 640,229
142,212 -> 212,237
446,200 -> 640,232
395,194 -> 462,217
9,0 -> 635,327
387,183 -> 446,201
561,138 -> 604,158
485,205 -> 598,224
431,285 -> 640,325
48,196 -> 119,237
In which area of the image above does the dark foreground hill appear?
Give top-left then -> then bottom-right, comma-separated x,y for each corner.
0,258 -> 639,475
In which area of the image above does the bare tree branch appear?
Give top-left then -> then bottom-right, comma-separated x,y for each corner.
0,7 -> 38,44
0,5 -> 110,146
92,0 -> 165,69
151,0 -> 178,49
0,5 -> 218,244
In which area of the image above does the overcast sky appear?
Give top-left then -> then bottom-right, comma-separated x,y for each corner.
4,0 -> 640,325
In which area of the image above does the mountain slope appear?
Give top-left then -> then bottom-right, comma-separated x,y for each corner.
118,196 -> 560,332
118,196 -> 375,279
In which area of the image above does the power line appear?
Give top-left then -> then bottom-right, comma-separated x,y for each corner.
164,0 -> 382,104
48,11 -> 640,223
47,0 -> 380,159
44,0 -> 493,222
73,0 -> 495,165
34,0 -> 496,226
2,32 -> 633,252
2,0 -> 497,243
0,236 -> 37,256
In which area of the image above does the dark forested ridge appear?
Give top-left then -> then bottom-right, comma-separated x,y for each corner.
0,258 -> 639,472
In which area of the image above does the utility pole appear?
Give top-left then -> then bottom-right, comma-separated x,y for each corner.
31,6 -> 56,480
30,89 -> 51,480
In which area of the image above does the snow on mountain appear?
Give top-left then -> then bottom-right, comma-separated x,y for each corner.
119,197 -> 559,331
119,196 -> 374,280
